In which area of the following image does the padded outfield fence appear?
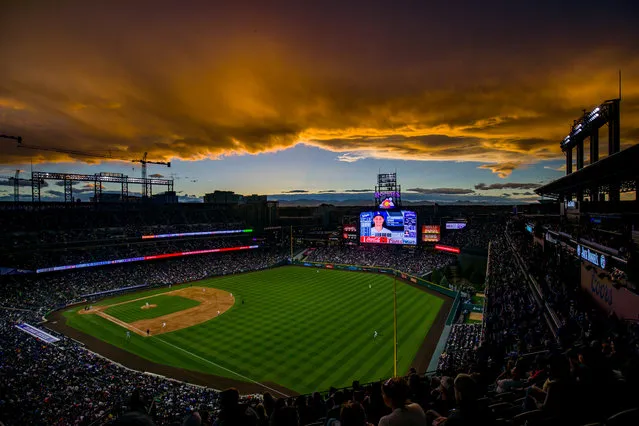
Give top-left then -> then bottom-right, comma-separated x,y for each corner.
292,260 -> 460,324
293,260 -> 458,296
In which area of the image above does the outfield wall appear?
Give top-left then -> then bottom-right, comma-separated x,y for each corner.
292,260 -> 458,298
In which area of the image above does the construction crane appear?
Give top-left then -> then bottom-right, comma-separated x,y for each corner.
0,134 -> 22,143
2,134 -> 173,200
132,152 -> 171,198
2,133 -> 118,159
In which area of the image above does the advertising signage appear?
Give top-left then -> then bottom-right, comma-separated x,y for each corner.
577,244 -> 607,269
446,222 -> 467,230
422,225 -> 441,242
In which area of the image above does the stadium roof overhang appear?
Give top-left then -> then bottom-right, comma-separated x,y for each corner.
536,143 -> 639,199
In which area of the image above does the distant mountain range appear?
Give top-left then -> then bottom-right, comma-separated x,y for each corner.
269,192 -> 538,206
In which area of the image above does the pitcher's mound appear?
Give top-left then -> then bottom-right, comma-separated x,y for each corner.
141,304 -> 158,310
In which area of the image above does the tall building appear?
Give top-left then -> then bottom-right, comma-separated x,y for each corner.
203,191 -> 242,204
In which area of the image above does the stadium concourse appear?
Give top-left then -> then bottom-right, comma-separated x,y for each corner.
1,218 -> 638,425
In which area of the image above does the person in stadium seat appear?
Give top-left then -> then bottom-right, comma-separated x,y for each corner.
524,354 -> 579,423
371,213 -> 391,237
182,411 -> 203,426
431,374 -> 495,426
294,395 -> 314,426
407,373 -> 429,411
339,401 -> 374,426
325,390 -> 345,425
378,377 -> 426,426
112,411 -> 157,425
269,406 -> 298,426
254,403 -> 269,426
214,388 -> 258,426
496,365 -> 524,393
429,376 -> 455,419
261,392 -> 276,419
309,392 -> 326,422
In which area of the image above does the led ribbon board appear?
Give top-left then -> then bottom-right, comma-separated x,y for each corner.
36,245 -> 259,273
434,244 -> 461,254
142,229 -> 253,239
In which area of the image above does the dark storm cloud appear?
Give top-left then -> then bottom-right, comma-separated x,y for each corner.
0,179 -> 48,188
407,187 -> 475,195
474,182 -> 541,190
281,189 -> 309,194
344,189 -> 372,193
1,1 -> 638,177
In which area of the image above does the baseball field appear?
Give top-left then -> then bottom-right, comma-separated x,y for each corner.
58,266 -> 447,395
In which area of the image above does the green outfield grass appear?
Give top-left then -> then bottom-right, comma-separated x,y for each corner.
103,294 -> 201,323
61,266 -> 446,394
471,294 -> 485,306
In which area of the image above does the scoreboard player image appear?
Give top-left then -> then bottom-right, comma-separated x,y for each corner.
360,210 -> 417,245
370,212 -> 392,237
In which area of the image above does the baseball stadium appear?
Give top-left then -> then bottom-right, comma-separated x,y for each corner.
2,5 -> 639,422
49,266 -> 451,396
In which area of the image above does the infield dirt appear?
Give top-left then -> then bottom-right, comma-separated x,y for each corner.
78,286 -> 234,336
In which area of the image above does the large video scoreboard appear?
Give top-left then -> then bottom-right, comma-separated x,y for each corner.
359,210 -> 417,245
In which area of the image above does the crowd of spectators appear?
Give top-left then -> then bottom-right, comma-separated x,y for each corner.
1,248 -> 286,425
1,310 -> 262,425
3,215 -> 639,424
427,226 -> 639,425
438,222 -> 503,251
437,324 -> 482,376
482,237 -> 552,358
5,235 -> 256,270
304,246 -> 456,277
0,249 -> 286,314
0,202 -> 247,249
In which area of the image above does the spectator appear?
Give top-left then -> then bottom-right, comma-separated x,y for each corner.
431,374 -> 494,426
340,401 -> 373,426
379,377 -> 426,426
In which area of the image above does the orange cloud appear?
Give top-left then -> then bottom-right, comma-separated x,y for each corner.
1,2 -> 638,178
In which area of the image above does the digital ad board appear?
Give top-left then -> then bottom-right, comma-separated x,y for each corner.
342,225 -> 358,244
360,210 -> 417,245
422,225 -> 441,242
445,222 -> 467,230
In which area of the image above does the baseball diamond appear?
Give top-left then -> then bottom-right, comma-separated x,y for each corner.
52,266 -> 449,395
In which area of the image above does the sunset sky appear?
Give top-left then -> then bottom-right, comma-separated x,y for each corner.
1,0 -> 638,203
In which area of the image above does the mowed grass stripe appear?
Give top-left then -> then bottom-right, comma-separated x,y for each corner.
329,290 -> 436,387
161,269 -> 429,388
64,266 -> 447,394
104,295 -> 201,323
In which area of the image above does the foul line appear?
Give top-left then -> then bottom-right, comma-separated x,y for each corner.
153,335 -> 290,398
90,296 -> 289,397
118,321 -> 288,397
